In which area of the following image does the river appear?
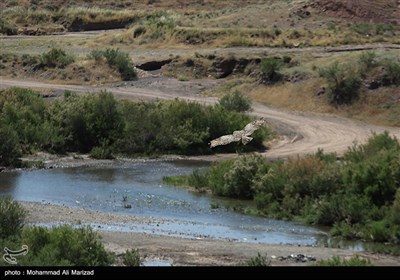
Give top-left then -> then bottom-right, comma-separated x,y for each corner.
0,160 -> 330,245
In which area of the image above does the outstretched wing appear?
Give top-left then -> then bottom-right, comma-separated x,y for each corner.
242,118 -> 266,136
209,118 -> 267,148
209,132 -> 242,148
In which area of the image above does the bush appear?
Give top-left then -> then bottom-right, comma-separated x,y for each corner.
21,225 -> 114,266
0,197 -> 27,239
260,57 -> 282,84
318,62 -> 361,105
102,49 -> 137,81
344,131 -> 399,163
122,249 -> 141,266
315,256 -> 371,266
0,18 -> 17,35
90,141 -> 114,159
383,60 -> 400,86
50,91 -> 124,153
218,90 -> 252,112
222,155 -> 268,199
40,48 -> 74,68
244,253 -> 270,266
359,51 -> 377,73
0,125 -> 21,166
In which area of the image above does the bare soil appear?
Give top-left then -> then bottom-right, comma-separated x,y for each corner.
21,201 -> 400,266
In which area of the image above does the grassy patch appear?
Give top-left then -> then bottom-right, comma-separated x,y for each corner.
315,256 -> 371,266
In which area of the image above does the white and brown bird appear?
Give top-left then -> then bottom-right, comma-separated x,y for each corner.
209,118 -> 267,148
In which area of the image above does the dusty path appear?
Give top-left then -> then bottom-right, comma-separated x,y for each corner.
21,201 -> 400,266
1,77 -> 399,158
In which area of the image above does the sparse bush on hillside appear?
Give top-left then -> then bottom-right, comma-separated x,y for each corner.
219,90 -> 252,112
260,57 -> 282,84
89,48 -> 137,81
0,18 -> 17,35
318,62 -> 361,105
40,48 -> 75,68
359,51 -> 377,73
383,60 -> 400,86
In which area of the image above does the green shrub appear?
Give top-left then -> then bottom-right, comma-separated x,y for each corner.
222,155 -> 268,199
0,125 -> 21,166
218,90 -> 252,112
102,48 -> 137,81
40,48 -> 75,68
350,23 -> 373,35
122,249 -> 141,266
0,197 -> 27,239
21,225 -> 113,266
244,253 -> 270,266
90,143 -> 114,159
88,50 -> 104,61
318,62 -> 361,105
344,131 -> 400,163
0,18 -> 17,35
375,24 -> 395,35
260,57 -> 282,84
383,60 -> 400,86
315,256 -> 371,266
359,51 -> 377,73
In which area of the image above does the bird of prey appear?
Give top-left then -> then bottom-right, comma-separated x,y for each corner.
209,118 -> 267,148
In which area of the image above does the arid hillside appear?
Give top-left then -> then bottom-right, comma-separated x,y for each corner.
310,0 -> 400,24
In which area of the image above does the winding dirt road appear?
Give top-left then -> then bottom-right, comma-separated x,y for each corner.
1,76 -> 399,158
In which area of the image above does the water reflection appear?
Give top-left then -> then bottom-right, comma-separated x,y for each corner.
0,172 -> 20,194
0,160 -> 327,245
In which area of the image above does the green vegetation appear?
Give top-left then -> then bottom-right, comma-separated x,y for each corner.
243,253 -> 270,266
122,249 -> 142,266
0,197 -> 27,239
0,87 -> 270,167
165,132 -> 400,244
315,256 -> 371,266
318,62 -> 361,105
317,52 -> 400,106
40,48 -> 75,68
18,225 -> 113,266
218,90 -> 252,112
260,57 -> 283,84
88,49 -> 137,81
0,18 -> 17,35
0,198 -> 115,266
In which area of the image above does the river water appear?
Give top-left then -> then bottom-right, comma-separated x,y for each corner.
0,160 -> 331,245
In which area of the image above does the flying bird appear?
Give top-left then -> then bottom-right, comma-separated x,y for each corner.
209,118 -> 267,148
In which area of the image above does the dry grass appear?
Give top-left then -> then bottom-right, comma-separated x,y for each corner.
248,78 -> 334,113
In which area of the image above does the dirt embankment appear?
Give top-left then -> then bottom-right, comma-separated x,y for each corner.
21,201 -> 400,266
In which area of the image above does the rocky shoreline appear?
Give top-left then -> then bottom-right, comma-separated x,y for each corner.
21,201 -> 400,266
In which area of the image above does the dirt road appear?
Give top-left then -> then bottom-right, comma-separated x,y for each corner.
1,77 -> 399,158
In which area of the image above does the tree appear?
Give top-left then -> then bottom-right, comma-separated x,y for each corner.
0,197 -> 27,239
